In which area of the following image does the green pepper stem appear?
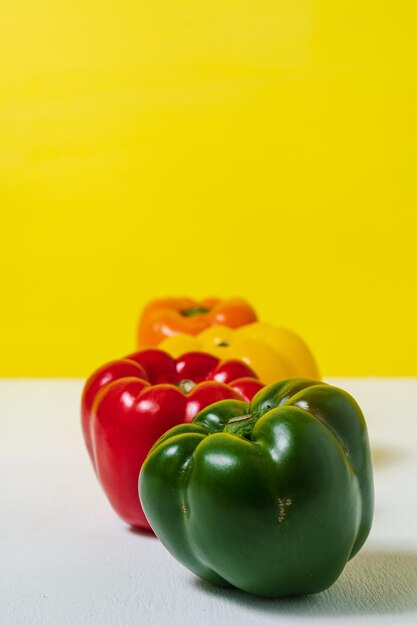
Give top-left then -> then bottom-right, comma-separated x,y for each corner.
223,414 -> 258,438
227,414 -> 254,424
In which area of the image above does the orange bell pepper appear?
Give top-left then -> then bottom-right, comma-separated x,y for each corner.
138,298 -> 257,348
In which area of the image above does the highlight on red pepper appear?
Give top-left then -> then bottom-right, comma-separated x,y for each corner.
137,297 -> 257,348
81,349 -> 264,531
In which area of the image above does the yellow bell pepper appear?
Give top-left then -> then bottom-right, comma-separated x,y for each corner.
158,322 -> 319,385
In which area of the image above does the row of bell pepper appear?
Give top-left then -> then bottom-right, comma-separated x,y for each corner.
81,296 -> 374,598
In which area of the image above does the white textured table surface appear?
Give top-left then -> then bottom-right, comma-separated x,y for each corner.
1,379 -> 417,626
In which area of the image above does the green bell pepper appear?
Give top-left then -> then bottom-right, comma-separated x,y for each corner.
139,378 -> 374,598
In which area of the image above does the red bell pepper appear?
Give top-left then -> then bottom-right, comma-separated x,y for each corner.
81,349 -> 264,531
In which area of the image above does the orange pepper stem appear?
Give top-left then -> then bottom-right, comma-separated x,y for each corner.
180,306 -> 210,317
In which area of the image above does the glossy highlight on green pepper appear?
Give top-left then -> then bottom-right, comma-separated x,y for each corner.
139,378 -> 374,598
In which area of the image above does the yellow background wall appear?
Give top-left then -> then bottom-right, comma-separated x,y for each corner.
1,1 -> 416,377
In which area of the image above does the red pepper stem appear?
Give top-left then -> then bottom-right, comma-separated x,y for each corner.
179,379 -> 196,393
